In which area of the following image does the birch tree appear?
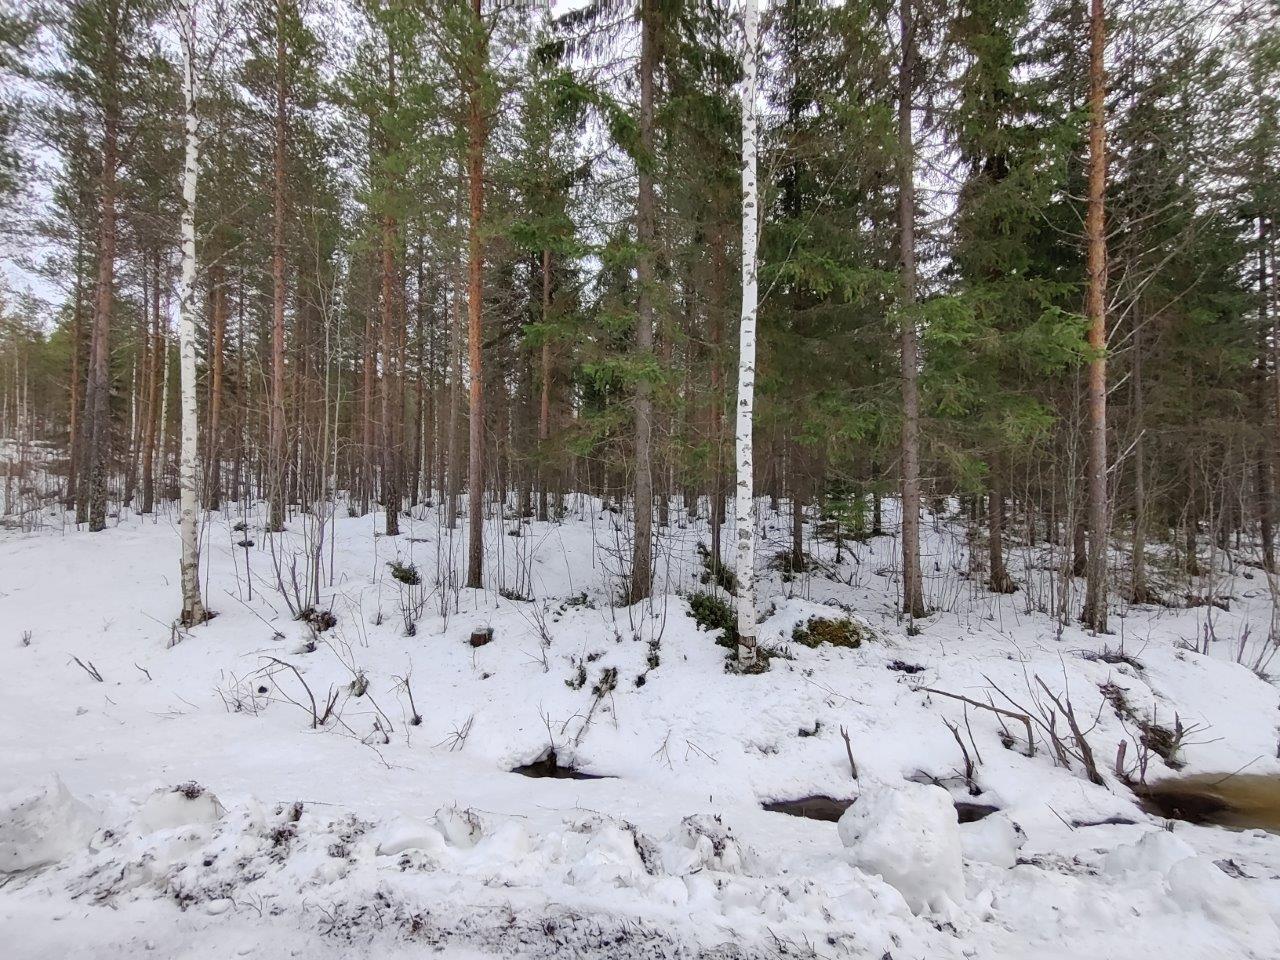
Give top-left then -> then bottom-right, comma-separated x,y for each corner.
734,0 -> 759,671
174,0 -> 228,625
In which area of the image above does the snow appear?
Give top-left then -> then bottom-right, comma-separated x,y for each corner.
0,494 -> 1279,959
1102,828 -> 1196,876
135,785 -> 226,834
0,775 -> 96,872
838,777 -> 965,914
959,811 -> 1024,869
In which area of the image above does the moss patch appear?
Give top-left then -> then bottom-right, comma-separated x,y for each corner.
791,615 -> 868,649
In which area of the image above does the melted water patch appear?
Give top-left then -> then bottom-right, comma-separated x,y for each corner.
762,794 -> 998,824
1140,774 -> 1280,832
511,749 -> 614,781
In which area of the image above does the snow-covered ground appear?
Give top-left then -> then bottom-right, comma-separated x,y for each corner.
1,495 -> 1278,959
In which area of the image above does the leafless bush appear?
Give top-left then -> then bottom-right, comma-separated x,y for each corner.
985,672 -> 1105,785
436,714 -> 474,751
393,668 -> 423,727
1233,624 -> 1280,679
941,709 -> 983,794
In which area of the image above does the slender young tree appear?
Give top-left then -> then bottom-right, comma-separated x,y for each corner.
734,0 -> 759,670
1080,0 -> 1109,631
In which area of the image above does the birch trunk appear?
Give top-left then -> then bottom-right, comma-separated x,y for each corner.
733,0 -> 760,668
176,0 -> 207,625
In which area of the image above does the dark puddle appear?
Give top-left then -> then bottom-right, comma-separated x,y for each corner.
763,794 -> 999,824
511,749 -> 615,781
1139,774 -> 1280,832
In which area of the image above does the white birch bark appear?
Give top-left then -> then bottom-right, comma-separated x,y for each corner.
176,0 -> 207,625
734,0 -> 760,669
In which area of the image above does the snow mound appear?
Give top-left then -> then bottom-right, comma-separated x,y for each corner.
567,820 -> 650,888
960,812 -> 1025,869
135,784 -> 224,834
837,779 -> 963,914
1102,829 -> 1195,876
0,774 -> 97,872
374,815 -> 450,859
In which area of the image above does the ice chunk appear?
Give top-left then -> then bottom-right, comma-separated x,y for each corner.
0,775 -> 97,872
837,779 -> 964,914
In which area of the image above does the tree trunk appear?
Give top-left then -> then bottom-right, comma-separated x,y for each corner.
897,0 -> 926,618
141,251 -> 161,515
1130,322 -> 1151,602
734,0 -> 760,669
628,0 -> 657,605
538,246 -> 552,522
1258,215 -> 1275,571
206,263 -> 225,512
268,0 -> 288,532
360,266 -> 376,514
465,0 -> 487,588
83,101 -> 119,533
1080,0 -> 1110,632
446,250 -> 463,529
381,210 -> 401,536
709,227 -> 726,573
988,457 -> 1015,593
176,7 -> 207,625
67,225 -> 84,511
